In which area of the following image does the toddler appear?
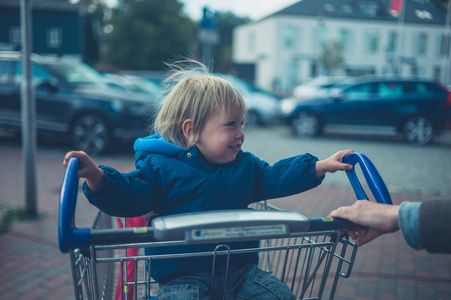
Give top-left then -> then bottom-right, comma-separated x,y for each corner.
64,61 -> 353,299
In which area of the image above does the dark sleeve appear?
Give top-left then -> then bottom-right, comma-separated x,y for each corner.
83,158 -> 161,217
253,153 -> 324,201
418,199 -> 451,254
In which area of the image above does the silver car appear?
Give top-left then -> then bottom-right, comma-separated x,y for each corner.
216,74 -> 280,126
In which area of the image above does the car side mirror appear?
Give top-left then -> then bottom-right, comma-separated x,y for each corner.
329,88 -> 344,100
36,78 -> 59,93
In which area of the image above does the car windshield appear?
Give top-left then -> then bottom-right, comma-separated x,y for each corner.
124,75 -> 162,96
44,61 -> 107,88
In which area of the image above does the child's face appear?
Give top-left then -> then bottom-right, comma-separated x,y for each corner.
195,104 -> 245,165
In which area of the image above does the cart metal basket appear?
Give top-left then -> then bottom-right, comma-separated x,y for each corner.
59,152 -> 392,300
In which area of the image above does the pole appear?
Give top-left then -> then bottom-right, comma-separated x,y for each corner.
397,0 -> 406,75
20,0 -> 37,217
443,0 -> 451,84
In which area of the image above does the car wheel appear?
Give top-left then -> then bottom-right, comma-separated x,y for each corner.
71,114 -> 110,154
291,112 -> 320,137
402,116 -> 434,145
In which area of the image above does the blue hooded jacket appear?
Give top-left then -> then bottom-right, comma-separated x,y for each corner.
83,133 -> 323,283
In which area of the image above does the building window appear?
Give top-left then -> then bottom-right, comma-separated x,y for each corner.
288,60 -> 298,89
433,65 -> 440,79
438,33 -> 449,57
366,30 -> 380,54
339,28 -> 352,53
283,26 -> 298,50
416,32 -> 428,56
310,61 -> 318,77
315,24 -> 329,50
411,64 -> 419,76
47,27 -> 62,48
9,26 -> 21,46
247,32 -> 255,54
387,31 -> 397,54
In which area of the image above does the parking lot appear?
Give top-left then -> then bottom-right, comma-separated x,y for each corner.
1,126 -> 451,299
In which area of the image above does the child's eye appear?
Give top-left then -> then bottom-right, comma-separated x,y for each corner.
227,121 -> 235,127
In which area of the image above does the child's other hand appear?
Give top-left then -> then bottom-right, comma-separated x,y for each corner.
63,151 -> 105,190
315,149 -> 354,177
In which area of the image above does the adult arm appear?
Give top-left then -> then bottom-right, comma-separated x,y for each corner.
417,199 -> 451,254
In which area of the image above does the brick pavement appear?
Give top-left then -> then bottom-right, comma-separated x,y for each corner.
1,142 -> 451,300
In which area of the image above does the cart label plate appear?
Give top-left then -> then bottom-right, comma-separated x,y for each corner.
188,224 -> 288,241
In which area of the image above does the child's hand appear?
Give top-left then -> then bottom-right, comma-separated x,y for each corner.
63,151 -> 105,191
315,149 -> 354,177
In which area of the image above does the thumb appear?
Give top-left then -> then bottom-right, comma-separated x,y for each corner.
339,162 -> 353,171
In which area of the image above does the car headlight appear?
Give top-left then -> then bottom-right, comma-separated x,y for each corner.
280,98 -> 297,115
112,99 -> 124,112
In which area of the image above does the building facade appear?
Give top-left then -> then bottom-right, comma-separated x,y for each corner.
0,0 -> 100,62
232,0 -> 451,95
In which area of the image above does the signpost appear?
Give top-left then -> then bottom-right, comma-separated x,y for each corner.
20,0 -> 37,216
198,6 -> 219,70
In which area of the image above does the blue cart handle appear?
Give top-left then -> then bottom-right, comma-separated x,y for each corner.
343,152 -> 392,204
58,157 -> 90,253
58,153 -> 392,252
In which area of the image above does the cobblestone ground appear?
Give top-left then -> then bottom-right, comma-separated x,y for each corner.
1,127 -> 451,300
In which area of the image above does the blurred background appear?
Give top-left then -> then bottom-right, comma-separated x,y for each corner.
2,0 -> 451,89
1,0 -> 451,154
1,1 -> 451,299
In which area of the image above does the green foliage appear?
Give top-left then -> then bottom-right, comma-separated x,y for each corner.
101,0 -> 197,70
319,40 -> 345,75
423,0 -> 448,11
213,12 -> 250,73
0,207 -> 33,234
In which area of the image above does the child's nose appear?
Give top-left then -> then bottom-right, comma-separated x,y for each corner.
237,128 -> 244,139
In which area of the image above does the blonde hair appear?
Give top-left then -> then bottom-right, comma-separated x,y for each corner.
154,61 -> 246,148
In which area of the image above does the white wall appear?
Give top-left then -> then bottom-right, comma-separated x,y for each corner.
233,14 -> 451,94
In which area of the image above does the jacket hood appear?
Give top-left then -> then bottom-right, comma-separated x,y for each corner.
134,133 -> 183,156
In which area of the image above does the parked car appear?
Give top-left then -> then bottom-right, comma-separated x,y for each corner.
281,76 -> 451,145
120,70 -> 167,88
104,73 -> 163,99
0,52 -> 158,154
292,76 -> 348,100
216,74 -> 281,126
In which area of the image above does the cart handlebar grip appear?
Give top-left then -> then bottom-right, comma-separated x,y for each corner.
58,157 -> 90,253
343,152 -> 392,204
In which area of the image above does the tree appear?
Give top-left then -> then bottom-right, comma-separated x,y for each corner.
428,0 -> 448,11
213,11 -> 250,73
101,0 -> 197,70
318,40 -> 345,75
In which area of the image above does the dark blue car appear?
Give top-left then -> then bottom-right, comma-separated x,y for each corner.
281,76 -> 451,145
0,52 -> 158,154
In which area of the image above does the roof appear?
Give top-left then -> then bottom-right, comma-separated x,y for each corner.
267,0 -> 447,25
0,0 -> 80,12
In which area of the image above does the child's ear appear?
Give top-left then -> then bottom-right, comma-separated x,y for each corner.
182,119 -> 193,140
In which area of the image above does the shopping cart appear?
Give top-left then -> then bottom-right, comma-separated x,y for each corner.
58,152 -> 392,300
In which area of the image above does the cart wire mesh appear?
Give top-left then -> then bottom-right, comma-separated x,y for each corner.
68,201 -> 358,300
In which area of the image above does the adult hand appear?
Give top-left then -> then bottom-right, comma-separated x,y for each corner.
329,200 -> 400,246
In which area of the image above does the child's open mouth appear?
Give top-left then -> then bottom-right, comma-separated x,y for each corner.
231,144 -> 241,151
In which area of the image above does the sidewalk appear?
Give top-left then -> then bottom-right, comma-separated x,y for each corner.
1,144 -> 451,300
